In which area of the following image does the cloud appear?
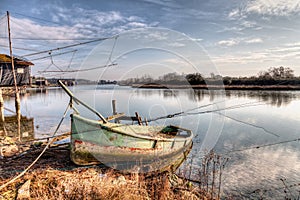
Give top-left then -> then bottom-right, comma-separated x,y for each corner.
126,22 -> 148,28
212,52 -> 268,65
218,38 -> 240,47
229,0 -> 300,17
8,17 -> 83,40
141,0 -> 181,9
168,42 -> 185,47
246,0 -> 300,16
245,38 -> 263,44
213,42 -> 300,65
45,5 -> 155,37
145,31 -> 169,40
228,8 -> 246,20
190,37 -> 203,42
2,6 -> 156,46
0,5 -> 159,75
217,37 -> 264,47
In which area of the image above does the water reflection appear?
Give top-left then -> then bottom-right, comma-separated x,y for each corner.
189,90 -> 205,102
0,115 -> 34,141
133,88 -> 300,107
226,90 -> 298,107
133,88 -> 181,99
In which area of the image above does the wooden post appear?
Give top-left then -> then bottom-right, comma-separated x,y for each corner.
144,117 -> 148,126
135,112 -> 142,125
112,100 -> 119,123
112,100 -> 117,115
0,89 -> 4,123
7,11 -> 21,141
0,88 -> 6,136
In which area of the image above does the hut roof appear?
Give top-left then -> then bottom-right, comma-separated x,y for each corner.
0,54 -> 34,66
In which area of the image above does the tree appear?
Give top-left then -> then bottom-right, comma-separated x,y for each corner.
267,66 -> 294,79
186,73 -> 205,85
258,66 -> 294,80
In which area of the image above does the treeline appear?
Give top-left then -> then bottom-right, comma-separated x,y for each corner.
119,66 -> 300,86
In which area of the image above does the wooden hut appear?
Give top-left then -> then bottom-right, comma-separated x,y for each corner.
0,54 -> 34,86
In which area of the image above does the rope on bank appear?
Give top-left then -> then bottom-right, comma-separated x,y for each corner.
0,102 -> 71,190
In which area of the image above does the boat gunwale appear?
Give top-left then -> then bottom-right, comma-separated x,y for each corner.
71,113 -> 194,142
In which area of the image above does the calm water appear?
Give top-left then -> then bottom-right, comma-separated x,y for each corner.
4,86 -> 300,198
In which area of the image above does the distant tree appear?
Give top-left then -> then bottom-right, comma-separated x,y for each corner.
260,66 -> 294,79
158,72 -> 186,84
185,73 -> 205,85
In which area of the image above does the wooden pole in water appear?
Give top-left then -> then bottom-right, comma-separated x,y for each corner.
0,88 -> 6,136
135,112 -> 143,125
112,100 -> 117,115
112,100 -> 119,123
7,11 -> 21,141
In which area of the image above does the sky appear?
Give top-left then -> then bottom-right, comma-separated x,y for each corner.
0,0 -> 300,80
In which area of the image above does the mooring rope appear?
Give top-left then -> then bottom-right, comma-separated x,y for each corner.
214,112 -> 280,137
223,137 -> 300,154
146,100 -> 264,123
0,102 -> 71,190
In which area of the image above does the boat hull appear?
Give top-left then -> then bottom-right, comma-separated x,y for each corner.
70,114 -> 193,173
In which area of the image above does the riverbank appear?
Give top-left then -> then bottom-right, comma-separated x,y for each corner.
0,145 -> 210,200
132,84 -> 300,90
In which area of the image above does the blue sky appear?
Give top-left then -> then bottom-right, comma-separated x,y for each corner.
0,0 -> 300,80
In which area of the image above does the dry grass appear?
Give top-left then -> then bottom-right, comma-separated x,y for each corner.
0,145 -> 220,200
0,167 -> 206,200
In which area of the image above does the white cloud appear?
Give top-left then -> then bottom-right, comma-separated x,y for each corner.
6,6 -> 155,43
126,22 -> 148,28
228,9 -> 239,19
145,31 -> 169,40
191,38 -> 203,42
245,0 -> 300,16
141,0 -> 180,9
168,42 -> 185,47
284,42 -> 300,47
228,8 -> 246,20
9,17 -> 83,40
45,6 -> 155,38
218,38 -> 240,47
245,38 -> 263,44
217,37 -> 263,47
212,52 -> 268,65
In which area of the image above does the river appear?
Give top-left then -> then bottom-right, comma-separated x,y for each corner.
4,85 -> 300,199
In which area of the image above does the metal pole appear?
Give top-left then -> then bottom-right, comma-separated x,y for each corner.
7,11 -> 21,141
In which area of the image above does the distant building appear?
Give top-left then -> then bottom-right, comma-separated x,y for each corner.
47,78 -> 76,86
0,54 -> 34,86
31,76 -> 48,87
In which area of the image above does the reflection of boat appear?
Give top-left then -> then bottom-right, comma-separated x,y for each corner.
58,80 -> 193,172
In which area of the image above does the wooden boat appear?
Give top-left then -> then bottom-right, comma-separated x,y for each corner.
58,80 -> 193,173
